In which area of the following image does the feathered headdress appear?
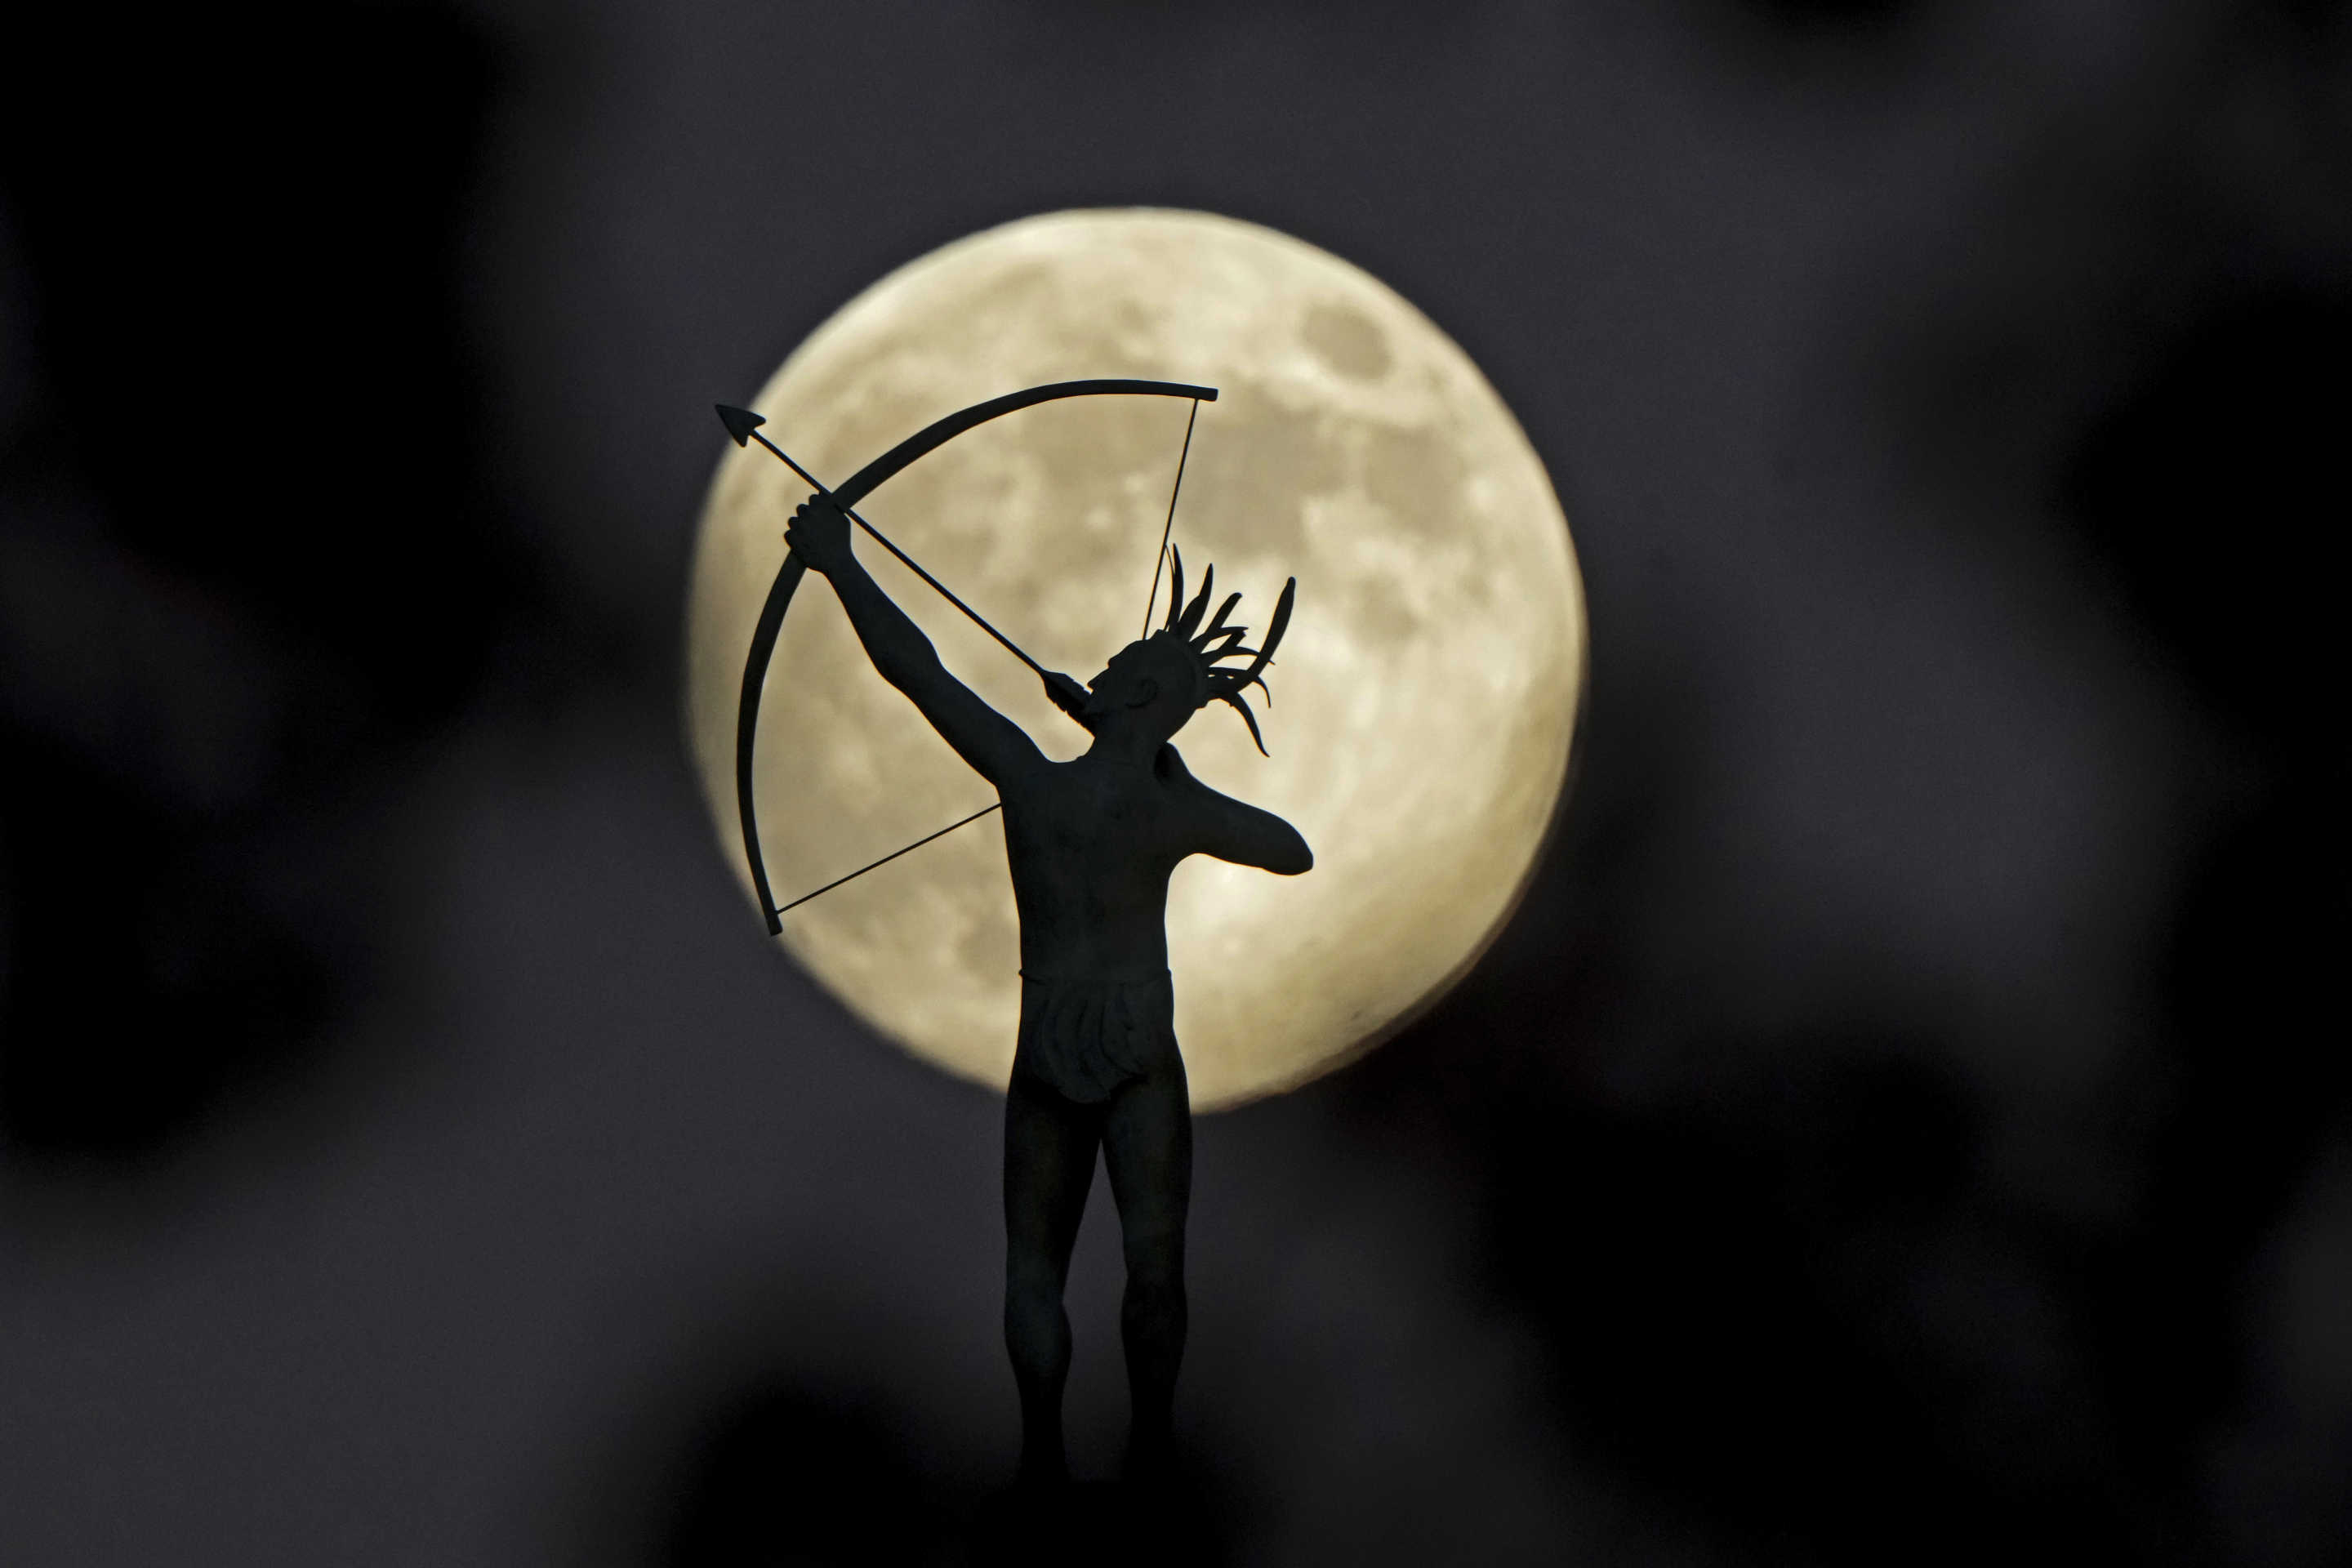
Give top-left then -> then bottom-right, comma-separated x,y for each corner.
1150,545 -> 1296,755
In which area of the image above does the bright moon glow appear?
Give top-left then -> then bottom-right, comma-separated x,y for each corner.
685,209 -> 1584,1109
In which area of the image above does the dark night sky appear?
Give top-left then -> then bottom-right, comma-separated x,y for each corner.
3,2 -> 2348,1563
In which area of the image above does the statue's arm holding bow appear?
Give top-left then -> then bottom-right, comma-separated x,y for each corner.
787,494 -> 1045,787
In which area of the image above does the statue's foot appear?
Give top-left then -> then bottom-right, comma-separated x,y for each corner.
969,1475 -> 1111,1566
1119,1426 -> 1177,1489
1013,1450 -> 1071,1492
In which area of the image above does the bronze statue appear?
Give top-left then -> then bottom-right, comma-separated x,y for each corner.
784,491 -> 1311,1486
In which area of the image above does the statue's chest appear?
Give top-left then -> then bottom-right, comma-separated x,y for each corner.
1012,769 -> 1165,859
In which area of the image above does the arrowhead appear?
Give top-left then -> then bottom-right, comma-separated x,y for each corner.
715,403 -> 767,447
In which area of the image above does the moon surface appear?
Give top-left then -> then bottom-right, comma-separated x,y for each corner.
685,208 -> 1584,1109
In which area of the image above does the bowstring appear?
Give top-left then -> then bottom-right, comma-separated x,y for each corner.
772,802 -> 1003,919
1140,398 -> 1200,638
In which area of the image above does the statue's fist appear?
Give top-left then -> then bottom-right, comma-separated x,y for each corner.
1042,670 -> 1098,731
1042,670 -> 1086,714
784,493 -> 853,574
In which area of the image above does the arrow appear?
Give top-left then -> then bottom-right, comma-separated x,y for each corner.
717,403 -> 1083,712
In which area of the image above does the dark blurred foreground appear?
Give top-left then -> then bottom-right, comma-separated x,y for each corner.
2,2 -> 2347,1562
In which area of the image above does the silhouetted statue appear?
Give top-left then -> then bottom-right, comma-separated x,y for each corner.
785,493 -> 1312,1487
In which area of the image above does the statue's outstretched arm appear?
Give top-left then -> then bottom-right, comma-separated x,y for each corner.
789,496 -> 1042,786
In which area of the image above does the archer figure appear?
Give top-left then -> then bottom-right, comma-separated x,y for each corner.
784,492 -> 1311,1486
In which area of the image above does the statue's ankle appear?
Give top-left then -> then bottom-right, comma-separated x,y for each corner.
1120,1425 -> 1175,1482
1015,1446 -> 1069,1489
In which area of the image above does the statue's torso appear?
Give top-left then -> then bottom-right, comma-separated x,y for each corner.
999,756 -> 1187,982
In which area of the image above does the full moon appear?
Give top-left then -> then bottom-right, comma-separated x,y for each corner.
685,209 -> 1584,1109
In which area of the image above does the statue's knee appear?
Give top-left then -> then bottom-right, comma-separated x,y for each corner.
1004,1294 -> 1068,1373
1005,1271 -> 1056,1321
1122,1255 -> 1185,1310
1004,1258 -> 1067,1321
1121,1226 -> 1185,1291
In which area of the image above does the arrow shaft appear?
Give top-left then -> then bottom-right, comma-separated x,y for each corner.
747,430 -> 1049,682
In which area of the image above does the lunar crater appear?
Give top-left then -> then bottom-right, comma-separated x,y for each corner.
1303,301 -> 1394,381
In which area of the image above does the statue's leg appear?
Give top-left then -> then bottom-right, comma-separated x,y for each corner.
1101,1058 -> 1192,1480
1003,1073 -> 1100,1484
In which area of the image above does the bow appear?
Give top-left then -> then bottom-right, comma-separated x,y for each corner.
722,379 -> 1218,935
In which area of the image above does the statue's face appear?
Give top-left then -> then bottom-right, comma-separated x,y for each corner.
1084,639 -> 1194,736
1082,644 -> 1149,717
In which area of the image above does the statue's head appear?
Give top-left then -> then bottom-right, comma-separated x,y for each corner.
1080,546 -> 1296,754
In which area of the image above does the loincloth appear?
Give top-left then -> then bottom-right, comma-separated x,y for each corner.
1010,968 -> 1180,1104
